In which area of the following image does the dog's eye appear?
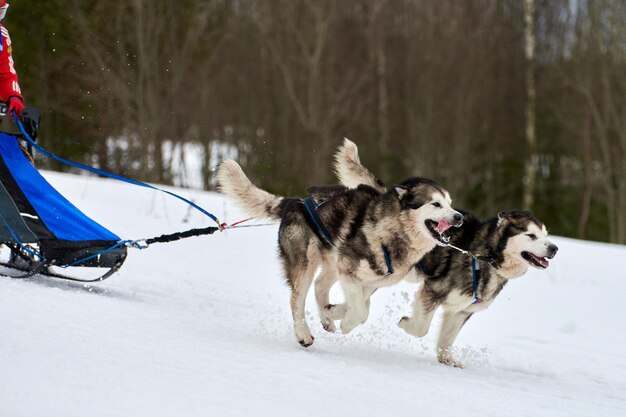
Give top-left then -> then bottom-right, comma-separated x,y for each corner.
408,203 -> 420,209
432,202 -> 442,208
526,233 -> 537,240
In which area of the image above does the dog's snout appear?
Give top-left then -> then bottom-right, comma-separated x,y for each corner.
453,212 -> 463,225
547,244 -> 558,258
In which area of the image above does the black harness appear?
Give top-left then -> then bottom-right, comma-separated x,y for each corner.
301,197 -> 394,276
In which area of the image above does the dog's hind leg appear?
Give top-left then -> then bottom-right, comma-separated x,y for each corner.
398,286 -> 438,337
289,264 -> 317,347
315,260 -> 338,332
436,311 -> 473,368
282,247 -> 319,347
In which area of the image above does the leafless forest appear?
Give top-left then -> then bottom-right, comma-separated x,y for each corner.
9,0 -> 626,243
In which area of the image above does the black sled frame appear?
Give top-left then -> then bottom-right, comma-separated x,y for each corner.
0,241 -> 127,283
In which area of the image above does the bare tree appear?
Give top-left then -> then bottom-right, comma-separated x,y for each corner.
369,0 -> 391,180
523,0 -> 537,211
253,0 -> 376,186
18,0 -> 624,243
71,0 -> 219,182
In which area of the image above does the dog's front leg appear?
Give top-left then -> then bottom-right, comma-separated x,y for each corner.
323,286 -> 376,332
398,286 -> 438,337
436,311 -> 473,368
338,280 -> 369,334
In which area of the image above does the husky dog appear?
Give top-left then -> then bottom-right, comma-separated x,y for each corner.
216,159 -> 463,347
325,139 -> 558,367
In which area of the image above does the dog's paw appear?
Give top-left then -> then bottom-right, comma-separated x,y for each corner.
294,321 -> 314,347
324,303 -> 347,320
398,316 -> 428,337
320,305 -> 337,332
298,335 -> 315,348
437,351 -> 464,368
398,316 -> 411,330
340,317 -> 362,334
321,318 -> 336,333
340,322 -> 355,334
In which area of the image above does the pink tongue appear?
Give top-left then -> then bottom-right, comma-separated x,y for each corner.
436,219 -> 451,234
531,253 -> 549,267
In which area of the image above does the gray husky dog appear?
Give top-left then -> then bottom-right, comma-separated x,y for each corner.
324,139 -> 559,367
216,158 -> 463,347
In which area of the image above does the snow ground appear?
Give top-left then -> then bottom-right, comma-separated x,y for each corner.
1,171 -> 625,417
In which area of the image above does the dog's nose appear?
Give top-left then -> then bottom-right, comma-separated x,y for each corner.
547,244 -> 558,258
453,212 -> 463,225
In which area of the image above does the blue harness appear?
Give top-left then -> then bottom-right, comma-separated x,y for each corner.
301,197 -> 333,246
471,257 -> 482,304
417,256 -> 483,304
381,244 -> 394,276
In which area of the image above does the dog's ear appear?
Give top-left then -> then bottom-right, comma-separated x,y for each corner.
395,186 -> 423,209
497,211 -> 511,226
394,185 -> 409,200
498,210 -> 531,227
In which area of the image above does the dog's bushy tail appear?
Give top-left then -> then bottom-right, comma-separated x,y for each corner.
334,138 -> 386,192
216,160 -> 283,220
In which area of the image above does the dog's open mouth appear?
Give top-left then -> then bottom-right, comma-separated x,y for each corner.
426,219 -> 453,244
522,251 -> 550,269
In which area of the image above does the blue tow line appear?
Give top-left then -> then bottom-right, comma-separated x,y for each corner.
5,112 -> 221,270
11,112 -> 221,226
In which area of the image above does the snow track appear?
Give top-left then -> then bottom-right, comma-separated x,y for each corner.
1,171 -> 625,417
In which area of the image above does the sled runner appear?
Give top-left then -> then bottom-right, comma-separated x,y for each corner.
0,106 -> 226,282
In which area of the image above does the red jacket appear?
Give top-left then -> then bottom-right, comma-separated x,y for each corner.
0,23 -> 22,102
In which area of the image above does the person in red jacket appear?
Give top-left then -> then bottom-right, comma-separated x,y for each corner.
0,1 -> 24,119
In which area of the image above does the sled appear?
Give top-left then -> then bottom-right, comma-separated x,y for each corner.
0,108 -> 128,281
0,104 -> 267,282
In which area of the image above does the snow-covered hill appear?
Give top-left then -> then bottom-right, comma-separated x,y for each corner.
1,171 -> 625,417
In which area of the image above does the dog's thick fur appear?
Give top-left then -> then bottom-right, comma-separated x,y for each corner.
326,139 -> 558,367
216,159 -> 463,347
